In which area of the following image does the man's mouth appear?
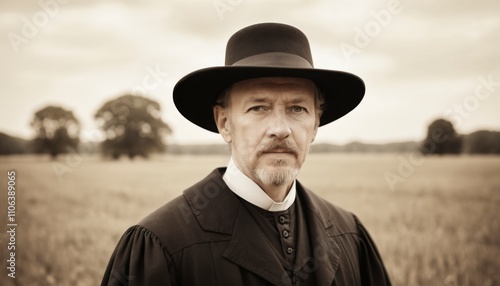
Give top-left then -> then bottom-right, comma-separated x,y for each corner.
260,148 -> 297,157
263,149 -> 293,154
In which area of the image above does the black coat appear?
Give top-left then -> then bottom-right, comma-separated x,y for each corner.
102,168 -> 391,285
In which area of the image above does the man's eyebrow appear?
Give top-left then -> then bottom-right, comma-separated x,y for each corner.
288,98 -> 308,104
244,96 -> 271,103
242,96 -> 313,105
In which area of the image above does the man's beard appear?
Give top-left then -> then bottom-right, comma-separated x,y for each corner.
250,140 -> 300,186
252,159 -> 299,186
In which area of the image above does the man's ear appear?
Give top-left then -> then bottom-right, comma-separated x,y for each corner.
213,106 -> 232,143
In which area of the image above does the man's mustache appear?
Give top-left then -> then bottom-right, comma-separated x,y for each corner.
256,140 -> 299,157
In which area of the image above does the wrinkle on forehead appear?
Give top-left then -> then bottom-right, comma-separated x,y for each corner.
231,77 -> 316,103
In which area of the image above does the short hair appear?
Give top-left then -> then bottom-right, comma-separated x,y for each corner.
215,84 -> 326,118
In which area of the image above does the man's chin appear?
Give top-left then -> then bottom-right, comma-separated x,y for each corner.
253,166 -> 298,187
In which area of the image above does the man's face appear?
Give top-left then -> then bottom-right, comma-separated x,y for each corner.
214,77 -> 320,189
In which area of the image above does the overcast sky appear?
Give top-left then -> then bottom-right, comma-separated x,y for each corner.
1,0 -> 499,145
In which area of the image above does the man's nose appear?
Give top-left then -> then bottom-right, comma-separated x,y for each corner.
267,110 -> 291,139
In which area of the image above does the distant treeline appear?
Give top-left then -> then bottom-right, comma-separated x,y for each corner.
1,130 -> 499,155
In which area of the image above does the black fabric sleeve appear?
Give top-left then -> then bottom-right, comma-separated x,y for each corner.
354,215 -> 392,286
101,225 -> 175,286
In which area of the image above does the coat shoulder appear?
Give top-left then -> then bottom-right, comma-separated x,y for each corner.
137,169 -> 233,254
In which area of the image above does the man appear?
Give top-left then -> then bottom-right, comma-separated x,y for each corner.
102,23 -> 391,286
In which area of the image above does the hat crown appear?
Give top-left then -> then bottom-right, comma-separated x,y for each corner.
225,23 -> 314,67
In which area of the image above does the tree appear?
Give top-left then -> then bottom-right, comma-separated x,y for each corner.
0,132 -> 32,155
420,118 -> 462,155
462,130 -> 500,154
31,106 -> 80,158
95,94 -> 171,159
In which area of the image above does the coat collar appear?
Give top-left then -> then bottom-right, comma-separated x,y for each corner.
183,168 -> 342,285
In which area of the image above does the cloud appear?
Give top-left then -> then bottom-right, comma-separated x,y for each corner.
1,0 -> 498,143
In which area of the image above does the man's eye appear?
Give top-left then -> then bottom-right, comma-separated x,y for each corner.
249,106 -> 265,112
291,106 -> 306,113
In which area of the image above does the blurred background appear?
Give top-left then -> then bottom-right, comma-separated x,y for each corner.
1,0 -> 499,285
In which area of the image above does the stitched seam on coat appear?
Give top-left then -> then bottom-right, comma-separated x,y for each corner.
169,239 -> 232,256
330,232 -> 359,238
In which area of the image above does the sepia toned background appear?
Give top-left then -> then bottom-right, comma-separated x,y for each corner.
1,0 -> 499,285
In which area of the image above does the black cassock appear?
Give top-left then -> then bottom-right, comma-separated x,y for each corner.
102,168 -> 391,286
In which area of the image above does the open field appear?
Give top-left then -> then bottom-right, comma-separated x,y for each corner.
0,154 -> 499,285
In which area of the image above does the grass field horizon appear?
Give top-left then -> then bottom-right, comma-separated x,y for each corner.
1,153 -> 499,285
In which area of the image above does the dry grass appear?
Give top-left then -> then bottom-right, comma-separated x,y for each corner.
0,154 -> 499,286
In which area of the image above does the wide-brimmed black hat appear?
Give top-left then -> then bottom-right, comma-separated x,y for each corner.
173,22 -> 365,133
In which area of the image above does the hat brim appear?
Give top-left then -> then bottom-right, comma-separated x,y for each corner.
173,66 -> 365,133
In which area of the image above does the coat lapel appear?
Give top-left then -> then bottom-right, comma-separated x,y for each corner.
295,182 -> 342,285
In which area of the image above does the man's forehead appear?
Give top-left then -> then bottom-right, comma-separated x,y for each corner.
231,77 -> 316,97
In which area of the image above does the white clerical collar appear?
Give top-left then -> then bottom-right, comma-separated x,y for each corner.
222,157 -> 296,212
